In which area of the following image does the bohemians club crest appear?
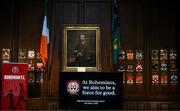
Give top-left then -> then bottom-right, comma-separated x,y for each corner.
12,66 -> 19,74
66,80 -> 80,95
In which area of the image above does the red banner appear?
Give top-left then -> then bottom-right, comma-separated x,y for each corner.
1,63 -> 28,110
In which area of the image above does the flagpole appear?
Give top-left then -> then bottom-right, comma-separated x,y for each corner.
112,0 -> 120,72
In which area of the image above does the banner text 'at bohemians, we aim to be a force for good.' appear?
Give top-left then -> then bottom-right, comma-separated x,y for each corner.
81,80 -> 117,96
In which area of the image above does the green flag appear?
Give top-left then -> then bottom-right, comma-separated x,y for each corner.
112,0 -> 120,64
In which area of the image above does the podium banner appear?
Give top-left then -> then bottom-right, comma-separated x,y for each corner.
1,63 -> 28,110
59,72 -> 123,110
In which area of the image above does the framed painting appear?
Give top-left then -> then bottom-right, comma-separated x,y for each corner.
62,25 -> 101,72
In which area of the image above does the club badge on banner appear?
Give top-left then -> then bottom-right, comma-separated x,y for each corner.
1,63 -> 28,110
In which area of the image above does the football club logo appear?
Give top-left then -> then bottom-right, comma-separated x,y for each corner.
37,63 -> 44,71
136,63 -> 143,72
127,73 -> 134,84
136,50 -> 143,60
161,73 -> 167,84
152,61 -> 159,71
28,72 -> 35,83
170,50 -> 177,60
66,80 -> 80,95
127,64 -> 134,72
136,73 -> 143,84
170,75 -> 178,84
152,75 -> 159,84
12,66 -> 19,74
28,50 -> 35,59
170,61 -> 177,71
36,51 -> 42,59
119,50 -> 126,59
28,61 -> 35,71
160,49 -> 167,60
18,49 -> 26,60
2,48 -> 10,63
118,64 -> 125,72
152,50 -> 159,60
127,50 -> 134,60
161,63 -> 167,71
37,63 -> 43,68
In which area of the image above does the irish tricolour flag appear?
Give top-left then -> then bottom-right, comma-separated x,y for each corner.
40,4 -> 49,67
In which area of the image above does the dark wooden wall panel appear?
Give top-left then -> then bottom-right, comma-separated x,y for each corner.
0,1 -> 13,48
143,2 -> 178,101
63,2 -> 79,24
48,1 -> 62,97
17,1 -> 43,49
97,2 -> 112,71
120,3 -> 143,49
144,3 -> 176,49
85,3 -> 101,23
84,2 -> 112,71
121,1 -> 146,99
124,101 -> 180,110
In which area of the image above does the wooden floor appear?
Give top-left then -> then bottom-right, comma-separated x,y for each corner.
47,101 -> 180,110
124,101 -> 180,110
27,99 -> 180,110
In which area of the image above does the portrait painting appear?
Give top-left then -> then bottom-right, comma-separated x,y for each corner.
63,25 -> 101,72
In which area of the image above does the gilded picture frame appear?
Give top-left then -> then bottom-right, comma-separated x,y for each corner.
62,25 -> 101,72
